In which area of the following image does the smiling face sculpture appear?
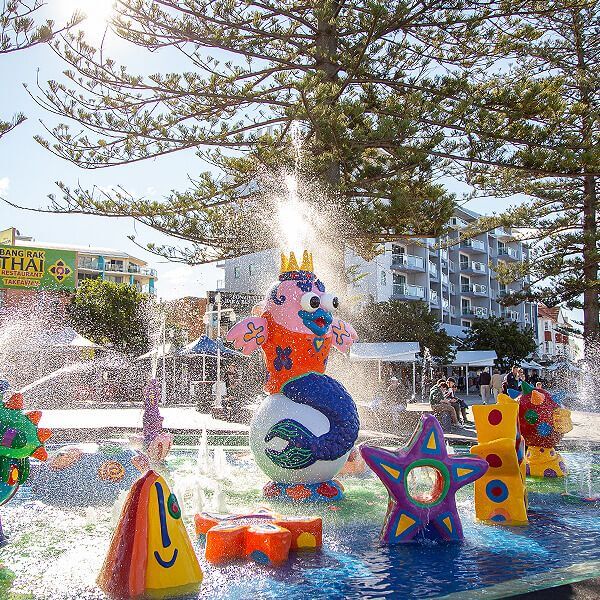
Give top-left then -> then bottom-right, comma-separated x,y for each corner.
98,470 -> 202,599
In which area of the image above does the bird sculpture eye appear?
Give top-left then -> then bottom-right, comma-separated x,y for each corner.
320,294 -> 339,312
301,293 -> 321,312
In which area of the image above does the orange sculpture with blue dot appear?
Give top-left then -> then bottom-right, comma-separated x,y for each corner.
195,507 -> 322,565
98,470 -> 202,599
471,402 -> 528,526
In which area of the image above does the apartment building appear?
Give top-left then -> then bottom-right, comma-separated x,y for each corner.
218,207 -> 537,335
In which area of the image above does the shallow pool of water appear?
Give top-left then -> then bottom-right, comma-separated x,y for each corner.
1,446 -> 599,599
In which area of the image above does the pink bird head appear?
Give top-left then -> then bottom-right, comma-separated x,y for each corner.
262,253 -> 340,336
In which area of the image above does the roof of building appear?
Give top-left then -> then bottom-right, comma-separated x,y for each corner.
450,350 -> 497,366
349,341 -> 420,363
14,238 -> 147,263
537,304 -> 560,322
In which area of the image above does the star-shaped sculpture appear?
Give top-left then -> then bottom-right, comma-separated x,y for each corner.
360,414 -> 488,543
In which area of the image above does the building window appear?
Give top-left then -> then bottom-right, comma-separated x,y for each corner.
0,289 -> 5,307
545,341 -> 551,353
391,244 -> 405,256
234,266 -> 240,279
380,271 -> 387,286
459,253 -> 469,269
461,320 -> 471,328
544,321 -> 550,331
248,264 -> 255,276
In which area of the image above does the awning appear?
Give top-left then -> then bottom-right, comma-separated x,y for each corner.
349,342 -> 420,363
450,350 -> 497,367
179,335 -> 245,358
45,327 -> 102,349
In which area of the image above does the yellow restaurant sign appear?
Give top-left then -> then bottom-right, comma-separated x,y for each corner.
0,245 -> 77,291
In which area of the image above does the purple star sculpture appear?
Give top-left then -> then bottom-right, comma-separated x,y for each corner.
360,414 -> 488,543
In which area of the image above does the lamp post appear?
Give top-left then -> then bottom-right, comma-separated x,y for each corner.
203,293 -> 236,409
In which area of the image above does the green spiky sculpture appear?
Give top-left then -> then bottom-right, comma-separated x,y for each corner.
0,380 -> 51,546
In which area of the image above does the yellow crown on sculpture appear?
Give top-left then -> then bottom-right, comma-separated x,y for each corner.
280,250 -> 314,274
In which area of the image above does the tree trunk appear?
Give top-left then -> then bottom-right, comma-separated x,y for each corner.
315,3 -> 341,189
312,4 -> 347,295
582,175 -> 599,354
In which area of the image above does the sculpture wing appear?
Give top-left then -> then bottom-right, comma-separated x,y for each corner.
330,319 -> 358,353
226,317 -> 268,355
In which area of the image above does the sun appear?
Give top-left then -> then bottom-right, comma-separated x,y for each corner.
62,0 -> 115,38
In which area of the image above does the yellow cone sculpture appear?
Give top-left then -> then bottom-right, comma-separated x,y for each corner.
471,397 -> 528,526
98,470 -> 202,599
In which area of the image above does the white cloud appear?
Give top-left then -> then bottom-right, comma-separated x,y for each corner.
0,177 -> 9,196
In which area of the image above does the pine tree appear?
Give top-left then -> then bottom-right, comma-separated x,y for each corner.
449,1 -> 599,352
0,1 -> 82,139
25,1 -> 519,270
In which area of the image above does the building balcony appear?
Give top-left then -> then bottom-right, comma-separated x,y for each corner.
498,247 -> 520,260
461,283 -> 488,296
462,306 -> 488,318
392,283 -> 426,300
78,259 -> 102,271
460,260 -> 487,275
460,239 -> 487,253
391,253 -> 425,272
104,262 -> 125,273
429,263 -> 439,279
129,264 -> 157,277
429,290 -> 440,306
501,309 -> 520,321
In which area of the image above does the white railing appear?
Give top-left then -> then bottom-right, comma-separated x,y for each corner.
104,262 -> 125,272
461,283 -> 487,294
430,290 -> 439,304
463,306 -> 488,318
449,282 -> 456,294
429,263 -> 438,278
392,254 -> 425,270
393,283 -> 426,298
462,239 -> 486,251
499,247 -> 519,259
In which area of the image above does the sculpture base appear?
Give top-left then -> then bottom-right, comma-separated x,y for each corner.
526,446 -> 567,478
263,480 -> 344,502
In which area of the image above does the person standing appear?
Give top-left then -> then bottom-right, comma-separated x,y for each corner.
479,367 -> 492,404
490,368 -> 503,402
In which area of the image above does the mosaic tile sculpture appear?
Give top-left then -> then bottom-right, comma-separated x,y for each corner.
195,507 -> 322,565
227,251 -> 359,501
0,381 -> 51,546
98,470 -> 202,599
471,400 -> 528,526
360,414 -> 488,543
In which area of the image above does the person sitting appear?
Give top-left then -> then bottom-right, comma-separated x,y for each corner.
503,365 -> 522,394
445,377 -> 472,425
429,380 -> 459,427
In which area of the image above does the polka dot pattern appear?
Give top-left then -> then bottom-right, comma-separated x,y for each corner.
486,454 -> 502,468
488,409 -> 503,426
524,409 -> 539,424
486,479 -> 509,503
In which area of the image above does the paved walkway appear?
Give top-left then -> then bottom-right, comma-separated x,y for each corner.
38,402 -> 600,447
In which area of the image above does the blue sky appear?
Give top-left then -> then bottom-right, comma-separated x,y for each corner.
1,1 -> 516,301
